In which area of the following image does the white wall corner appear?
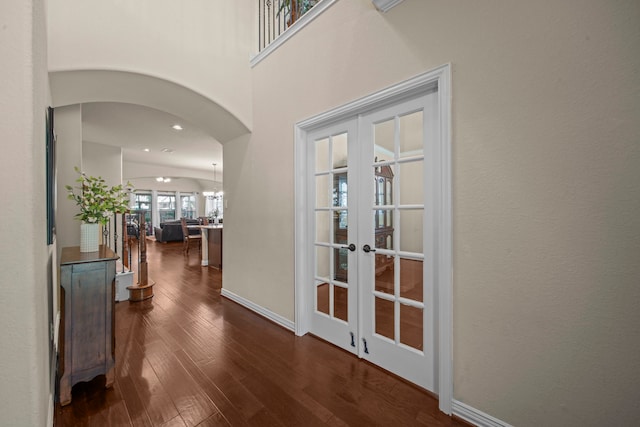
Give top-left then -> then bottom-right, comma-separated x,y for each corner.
372,0 -> 405,13
47,396 -> 54,427
221,288 -> 295,332
453,400 -> 513,427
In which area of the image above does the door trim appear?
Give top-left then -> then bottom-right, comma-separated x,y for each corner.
294,64 -> 452,414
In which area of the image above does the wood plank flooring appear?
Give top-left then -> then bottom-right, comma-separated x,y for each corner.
55,240 -> 468,426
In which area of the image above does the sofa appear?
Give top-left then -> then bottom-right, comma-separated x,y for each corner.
154,219 -> 200,243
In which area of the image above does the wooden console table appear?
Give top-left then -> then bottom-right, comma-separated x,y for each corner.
58,245 -> 118,406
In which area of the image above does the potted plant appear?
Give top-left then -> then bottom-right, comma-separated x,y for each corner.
65,167 -> 134,252
278,0 -> 319,26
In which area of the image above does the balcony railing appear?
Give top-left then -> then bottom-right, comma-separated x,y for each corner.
258,0 -> 319,52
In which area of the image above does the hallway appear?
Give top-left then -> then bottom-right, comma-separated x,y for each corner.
55,240 -> 466,426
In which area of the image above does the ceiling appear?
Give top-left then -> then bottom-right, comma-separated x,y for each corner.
81,102 -> 223,177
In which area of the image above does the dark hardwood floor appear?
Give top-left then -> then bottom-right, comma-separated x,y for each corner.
55,239 -> 468,426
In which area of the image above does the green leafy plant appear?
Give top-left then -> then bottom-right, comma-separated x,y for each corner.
277,0 -> 319,26
65,167 -> 134,225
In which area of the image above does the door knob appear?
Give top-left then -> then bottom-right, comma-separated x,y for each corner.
341,243 -> 356,252
362,244 -> 376,253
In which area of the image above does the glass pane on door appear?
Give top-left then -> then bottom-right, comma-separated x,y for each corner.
399,209 -> 423,253
399,111 -> 423,158
375,297 -> 394,340
332,133 -> 348,169
333,173 -> 347,207
374,165 -> 394,206
334,285 -> 348,322
400,304 -> 423,350
316,282 -> 329,315
374,119 -> 395,160
375,256 -> 394,295
316,175 -> 330,208
399,161 -> 423,205
399,258 -> 423,302
316,246 -> 330,279
334,247 -> 348,283
315,211 -> 330,243
316,138 -> 329,171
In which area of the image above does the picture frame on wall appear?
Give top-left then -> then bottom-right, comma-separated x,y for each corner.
46,106 -> 56,245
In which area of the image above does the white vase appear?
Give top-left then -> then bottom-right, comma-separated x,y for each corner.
80,222 -> 99,252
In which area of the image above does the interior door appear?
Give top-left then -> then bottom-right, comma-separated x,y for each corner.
307,119 -> 359,353
305,89 -> 439,392
358,91 -> 438,391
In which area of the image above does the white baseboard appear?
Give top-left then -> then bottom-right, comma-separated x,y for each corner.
220,288 -> 295,332
47,394 -> 54,427
453,400 -> 513,427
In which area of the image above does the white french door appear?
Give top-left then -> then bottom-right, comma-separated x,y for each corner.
307,119 -> 359,353
357,91 -> 439,390
303,88 -> 440,392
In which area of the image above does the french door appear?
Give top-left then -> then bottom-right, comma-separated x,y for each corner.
305,89 -> 440,391
307,119 -> 359,353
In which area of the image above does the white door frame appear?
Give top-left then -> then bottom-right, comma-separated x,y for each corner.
294,64 -> 453,414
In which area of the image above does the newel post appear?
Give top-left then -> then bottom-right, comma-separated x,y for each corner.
127,214 -> 155,301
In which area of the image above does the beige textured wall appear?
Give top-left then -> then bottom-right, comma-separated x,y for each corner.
223,0 -> 640,425
55,104 -> 83,254
0,0 -> 52,425
48,0 -> 253,130
83,141 -> 123,188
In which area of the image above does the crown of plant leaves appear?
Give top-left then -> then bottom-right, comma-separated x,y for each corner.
65,166 -> 135,225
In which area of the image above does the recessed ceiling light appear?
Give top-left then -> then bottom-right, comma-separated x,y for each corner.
164,178 -> 171,183
156,177 -> 164,182
161,148 -> 174,153
143,148 -> 150,152
172,124 -> 183,131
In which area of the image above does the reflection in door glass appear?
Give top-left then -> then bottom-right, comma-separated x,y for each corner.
315,211 -> 330,244
399,161 -> 423,205
374,165 -> 394,206
316,175 -> 330,208
334,210 -> 348,236
334,285 -> 348,322
400,304 -> 423,351
375,297 -> 395,340
374,119 -> 395,160
399,111 -> 423,157
332,133 -> 348,169
315,138 -> 329,172
315,246 -> 330,279
375,256 -> 394,295
334,247 -> 348,284
399,209 -> 423,254
316,282 -> 329,315
333,173 -> 347,207
399,258 -> 423,302
374,209 -> 393,250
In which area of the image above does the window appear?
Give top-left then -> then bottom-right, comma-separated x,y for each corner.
180,194 -> 196,219
204,192 -> 223,219
158,194 -> 176,223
